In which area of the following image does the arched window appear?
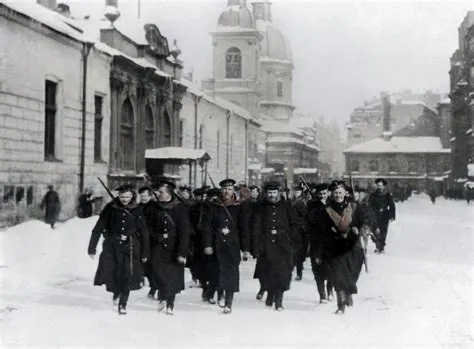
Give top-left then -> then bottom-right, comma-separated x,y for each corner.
226,47 -> 242,79
163,111 -> 171,146
277,80 -> 283,97
145,106 -> 155,149
119,98 -> 135,170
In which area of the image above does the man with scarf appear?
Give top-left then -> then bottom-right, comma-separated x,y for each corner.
150,179 -> 191,315
368,178 -> 396,254
87,184 -> 150,315
202,178 -> 251,314
252,181 -> 301,311
307,183 -> 335,303
317,181 -> 366,314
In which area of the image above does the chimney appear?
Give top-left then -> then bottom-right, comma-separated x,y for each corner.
37,0 -> 58,10
56,3 -> 71,18
381,93 -> 392,141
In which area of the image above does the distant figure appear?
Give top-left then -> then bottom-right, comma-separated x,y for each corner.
428,191 -> 436,204
466,184 -> 474,205
368,178 -> 396,254
40,185 -> 61,229
78,188 -> 94,218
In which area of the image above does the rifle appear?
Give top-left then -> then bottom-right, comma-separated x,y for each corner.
298,175 -> 315,200
207,172 -> 217,188
97,177 -> 134,276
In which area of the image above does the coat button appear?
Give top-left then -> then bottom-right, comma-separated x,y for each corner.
164,221 -> 167,224
121,227 -> 124,231
122,220 -> 125,223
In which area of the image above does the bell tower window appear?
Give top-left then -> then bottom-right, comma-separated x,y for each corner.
277,80 -> 283,97
225,47 -> 242,79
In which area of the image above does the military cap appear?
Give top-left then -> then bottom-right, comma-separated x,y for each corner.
314,183 -> 329,192
328,180 -> 348,192
193,186 -> 210,196
249,185 -> 259,191
219,178 -> 236,188
137,185 -> 152,194
207,188 -> 221,197
179,185 -> 192,192
115,184 -> 135,193
152,177 -> 176,191
292,183 -> 304,191
263,181 -> 281,191
375,178 -> 388,186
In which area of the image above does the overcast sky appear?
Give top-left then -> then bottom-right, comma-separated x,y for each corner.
56,0 -> 473,126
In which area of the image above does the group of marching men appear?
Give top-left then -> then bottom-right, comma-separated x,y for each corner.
87,176 -> 396,316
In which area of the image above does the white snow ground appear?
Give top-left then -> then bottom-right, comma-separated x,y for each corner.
1,194 -> 473,348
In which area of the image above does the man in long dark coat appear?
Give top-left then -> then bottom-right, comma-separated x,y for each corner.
40,185 -> 60,228
318,181 -> 366,314
78,188 -> 94,218
189,186 -> 210,300
150,179 -> 191,315
138,186 -> 158,299
307,183 -> 334,303
252,181 -> 301,311
202,178 -> 251,314
368,178 -> 396,254
87,184 -> 150,315
291,184 -> 308,281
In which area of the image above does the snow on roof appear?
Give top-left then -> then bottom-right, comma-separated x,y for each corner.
145,147 -> 211,161
179,79 -> 256,123
288,117 -> 316,129
215,26 -> 258,33
259,118 -> 303,135
267,136 -> 320,151
344,137 -> 450,154
1,0 -> 91,42
293,168 -> 318,175
260,56 -> 293,65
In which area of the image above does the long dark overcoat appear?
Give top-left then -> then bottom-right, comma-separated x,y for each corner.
252,198 -> 301,292
40,190 -> 60,224
87,201 -> 150,292
318,201 -> 365,295
202,197 -> 250,293
149,199 -> 191,298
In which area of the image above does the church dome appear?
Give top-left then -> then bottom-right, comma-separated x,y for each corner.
260,23 -> 293,64
217,2 -> 255,29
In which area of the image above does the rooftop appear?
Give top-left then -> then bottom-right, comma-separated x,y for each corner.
344,136 -> 450,154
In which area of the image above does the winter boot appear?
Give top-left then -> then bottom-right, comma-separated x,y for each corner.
223,306 -> 232,314
319,291 -> 328,304
148,289 -> 156,299
335,290 -> 346,315
217,290 -> 225,308
346,294 -> 354,307
157,300 -> 165,312
275,291 -> 284,311
118,303 -> 127,315
256,288 -> 265,301
265,292 -> 275,307
113,293 -> 120,306
166,305 -> 174,316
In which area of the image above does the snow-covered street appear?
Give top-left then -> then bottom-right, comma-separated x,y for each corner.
1,195 -> 473,348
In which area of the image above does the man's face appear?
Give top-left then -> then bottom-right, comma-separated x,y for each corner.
332,187 -> 346,203
353,192 -> 361,202
376,183 -> 385,192
181,190 -> 190,200
266,189 -> 279,203
250,188 -> 259,199
317,189 -> 329,203
293,190 -> 302,199
139,191 -> 151,204
221,186 -> 234,200
157,187 -> 172,202
119,191 -> 134,206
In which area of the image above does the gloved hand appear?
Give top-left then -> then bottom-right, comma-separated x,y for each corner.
142,258 -> 148,263
204,247 -> 213,255
315,258 -> 322,265
88,253 -> 95,260
242,251 -> 251,261
177,256 -> 186,264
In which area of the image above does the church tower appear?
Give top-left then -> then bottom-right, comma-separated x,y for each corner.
202,0 -> 263,116
252,0 -> 295,120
